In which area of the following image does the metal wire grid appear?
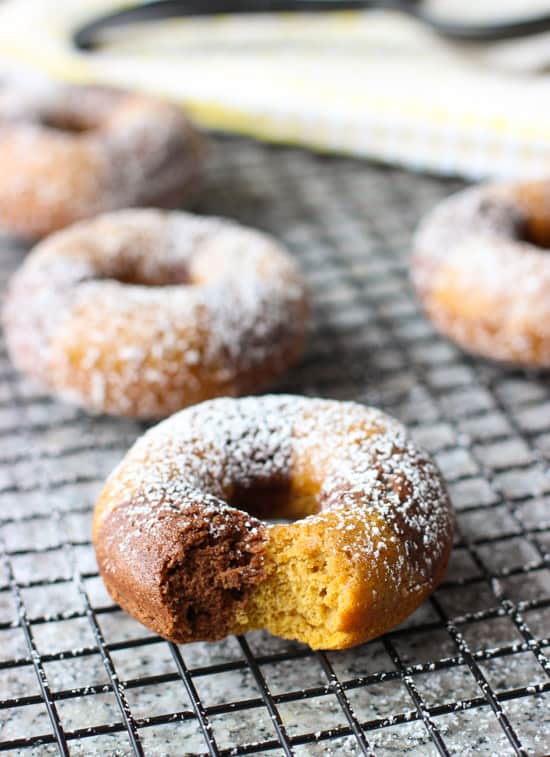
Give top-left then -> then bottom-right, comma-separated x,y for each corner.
0,137 -> 549,756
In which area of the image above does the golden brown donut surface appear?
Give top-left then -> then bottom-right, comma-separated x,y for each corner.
0,81 -> 204,239
2,210 -> 309,418
93,395 -> 454,650
412,181 -> 550,368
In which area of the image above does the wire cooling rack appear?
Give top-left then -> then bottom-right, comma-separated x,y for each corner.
0,137 -> 549,757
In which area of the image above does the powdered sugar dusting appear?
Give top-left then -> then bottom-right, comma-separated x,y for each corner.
3,210 -> 309,417
97,395 -> 453,585
0,80 -> 204,238
413,182 -> 550,366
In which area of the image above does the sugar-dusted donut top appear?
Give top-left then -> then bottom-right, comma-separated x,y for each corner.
0,80 -> 204,234
3,210 -> 309,415
413,181 -> 550,365
95,395 -> 454,585
414,181 -> 550,306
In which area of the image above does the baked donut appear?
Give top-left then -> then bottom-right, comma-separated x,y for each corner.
413,181 -> 550,367
2,210 -> 309,418
93,395 -> 454,650
0,81 -> 204,239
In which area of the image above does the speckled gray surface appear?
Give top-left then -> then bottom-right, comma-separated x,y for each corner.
0,137 -> 549,756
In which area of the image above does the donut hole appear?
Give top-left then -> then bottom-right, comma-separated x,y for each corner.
513,185 -> 550,249
518,220 -> 550,250
98,261 -> 191,287
477,193 -> 550,250
40,112 -> 96,134
229,482 -> 319,523
109,267 -> 190,287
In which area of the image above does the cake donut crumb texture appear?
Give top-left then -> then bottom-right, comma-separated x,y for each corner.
93,395 -> 454,650
2,210 -> 309,418
413,181 -> 550,367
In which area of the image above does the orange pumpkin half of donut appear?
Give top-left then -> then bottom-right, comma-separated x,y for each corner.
93,395 -> 454,650
413,181 -> 550,368
2,210 -> 309,418
0,82 -> 205,239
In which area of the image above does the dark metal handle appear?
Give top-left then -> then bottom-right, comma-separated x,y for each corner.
73,1 -> 387,50
73,0 -> 550,50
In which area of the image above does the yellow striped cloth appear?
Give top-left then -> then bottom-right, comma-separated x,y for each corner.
1,0 -> 550,179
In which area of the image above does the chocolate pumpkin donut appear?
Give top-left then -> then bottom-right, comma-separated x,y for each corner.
0,81 -> 204,239
93,395 -> 454,650
413,181 -> 550,367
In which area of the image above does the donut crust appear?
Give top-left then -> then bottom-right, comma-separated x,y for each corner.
93,396 -> 454,650
0,83 -> 204,239
412,181 -> 550,368
3,210 -> 309,418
